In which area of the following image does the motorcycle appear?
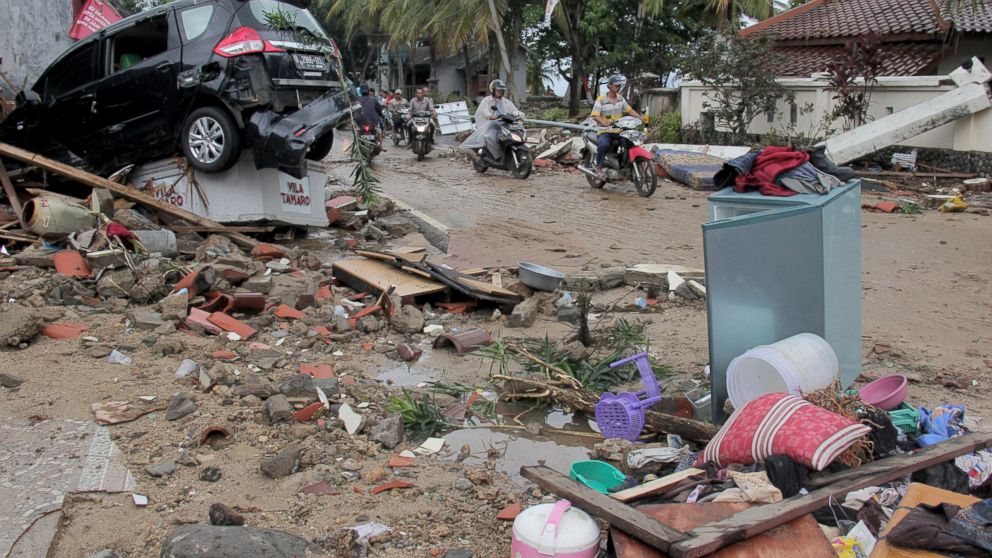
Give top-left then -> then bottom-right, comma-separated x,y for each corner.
470,112 -> 532,179
358,122 -> 382,158
391,108 -> 410,146
578,116 -> 657,197
408,110 -> 435,161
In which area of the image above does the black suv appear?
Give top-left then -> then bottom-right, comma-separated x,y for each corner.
0,0 -> 351,178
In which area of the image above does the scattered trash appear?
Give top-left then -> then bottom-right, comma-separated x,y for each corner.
339,403 -> 364,435
517,261 -> 565,292
415,437 -> 445,456
938,195 -> 968,213
433,329 -> 492,354
107,349 -> 132,365
198,425 -> 232,447
594,352 -> 663,441
569,460 -> 626,494
132,494 -> 149,507
345,522 -> 392,543
92,400 -> 164,425
300,481 -> 340,496
175,359 -> 198,380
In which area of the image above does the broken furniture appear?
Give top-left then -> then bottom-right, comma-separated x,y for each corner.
129,155 -> 329,228
703,180 -> 862,422
521,431 -> 992,558
594,352 -> 664,441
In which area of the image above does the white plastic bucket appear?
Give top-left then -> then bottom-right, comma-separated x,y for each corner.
726,333 -> 838,408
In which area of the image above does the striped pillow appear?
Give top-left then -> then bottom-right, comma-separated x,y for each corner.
697,393 -> 871,471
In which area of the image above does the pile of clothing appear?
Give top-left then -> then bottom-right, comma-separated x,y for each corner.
714,145 -> 857,196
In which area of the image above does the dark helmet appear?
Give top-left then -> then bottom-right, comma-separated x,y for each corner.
359,83 -> 371,95
489,79 -> 507,94
607,74 -> 627,88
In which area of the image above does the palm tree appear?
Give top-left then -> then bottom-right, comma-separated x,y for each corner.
643,0 -> 774,28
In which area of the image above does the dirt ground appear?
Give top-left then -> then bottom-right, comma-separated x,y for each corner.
0,137 -> 990,558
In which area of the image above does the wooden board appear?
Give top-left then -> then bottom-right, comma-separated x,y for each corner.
0,162 -> 25,228
612,503 -> 835,558
869,483 -> 980,558
520,465 -> 688,554
670,433 -> 992,558
0,143 -> 259,248
455,275 -> 521,299
332,258 -> 447,299
611,468 -> 706,503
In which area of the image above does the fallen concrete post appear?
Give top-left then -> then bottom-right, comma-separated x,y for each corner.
823,58 -> 992,165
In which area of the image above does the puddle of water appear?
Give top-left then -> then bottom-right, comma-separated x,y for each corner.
374,364 -> 438,387
440,409 -> 602,481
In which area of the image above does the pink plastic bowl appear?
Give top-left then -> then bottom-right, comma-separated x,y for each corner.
859,374 -> 908,410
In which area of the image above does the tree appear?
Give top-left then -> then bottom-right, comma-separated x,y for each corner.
675,29 -> 792,142
826,31 -> 883,131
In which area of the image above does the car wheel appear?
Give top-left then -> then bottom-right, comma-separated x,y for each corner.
181,106 -> 240,173
306,132 -> 334,161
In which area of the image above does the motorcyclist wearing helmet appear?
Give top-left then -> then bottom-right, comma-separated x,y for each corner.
591,74 -> 641,178
356,83 -> 386,146
473,79 -> 521,161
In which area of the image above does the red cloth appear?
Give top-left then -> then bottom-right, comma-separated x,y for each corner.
105,222 -> 136,241
734,146 -> 809,197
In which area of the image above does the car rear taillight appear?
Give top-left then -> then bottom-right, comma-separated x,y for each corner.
213,27 -> 285,57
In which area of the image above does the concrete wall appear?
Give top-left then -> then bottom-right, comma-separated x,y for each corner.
0,0 -> 76,99
433,50 -> 527,102
681,74 -> 992,152
640,88 -> 680,118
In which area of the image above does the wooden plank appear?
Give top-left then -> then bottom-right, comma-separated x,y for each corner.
332,258 -> 447,299
611,468 -> 705,503
0,231 -> 41,244
456,276 -> 521,298
669,432 -> 992,558
0,143 -> 259,249
612,503 -> 835,558
0,161 -> 25,228
458,267 -> 486,276
170,225 -> 274,233
520,465 -> 688,554
870,483 -> 980,558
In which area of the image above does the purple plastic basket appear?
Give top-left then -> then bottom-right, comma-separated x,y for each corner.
594,352 -> 663,441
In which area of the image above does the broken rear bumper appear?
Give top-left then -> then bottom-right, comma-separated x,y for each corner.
246,88 -> 354,179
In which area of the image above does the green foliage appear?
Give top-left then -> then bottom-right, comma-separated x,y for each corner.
386,390 -> 452,436
900,202 -> 923,215
675,29 -> 793,144
536,107 -> 570,122
649,112 -> 682,144
426,381 -> 475,398
768,102 -> 838,148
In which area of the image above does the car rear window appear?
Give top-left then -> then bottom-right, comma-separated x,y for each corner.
246,0 -> 327,41
179,5 -> 214,42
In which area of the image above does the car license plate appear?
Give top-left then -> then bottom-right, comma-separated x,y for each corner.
293,53 -> 327,72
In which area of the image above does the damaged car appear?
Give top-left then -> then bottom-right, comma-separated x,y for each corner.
0,0 -> 353,179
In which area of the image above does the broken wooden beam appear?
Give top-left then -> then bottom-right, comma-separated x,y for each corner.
0,143 -> 259,249
669,432 -> 992,558
520,465 -> 688,554
610,468 -> 705,503
0,161 -> 25,229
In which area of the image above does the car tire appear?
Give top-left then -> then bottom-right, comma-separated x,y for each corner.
306,132 -> 334,161
181,106 -> 240,173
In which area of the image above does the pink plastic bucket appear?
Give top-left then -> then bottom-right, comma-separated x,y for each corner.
511,500 -> 599,558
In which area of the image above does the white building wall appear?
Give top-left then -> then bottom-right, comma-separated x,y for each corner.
681,74 -> 992,152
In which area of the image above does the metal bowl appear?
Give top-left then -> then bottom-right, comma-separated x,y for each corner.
517,261 -> 565,292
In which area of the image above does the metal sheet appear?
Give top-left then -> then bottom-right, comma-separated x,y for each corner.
435,101 -> 473,135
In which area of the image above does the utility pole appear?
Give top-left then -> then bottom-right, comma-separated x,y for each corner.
486,0 -> 515,100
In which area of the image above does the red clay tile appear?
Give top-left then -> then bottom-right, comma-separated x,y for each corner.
437,302 -> 476,314
294,402 -> 325,422
295,295 -> 315,310
497,502 -> 522,521
250,243 -> 288,261
274,304 -> 305,320
212,350 -> 237,360
315,285 -> 333,300
875,201 -> 900,213
339,376 -> 357,386
300,481 -> 340,496
53,250 -> 92,278
229,293 -> 266,314
370,480 -> 414,495
361,342 -> 375,351
207,312 -> 257,339
397,343 -> 422,362
299,363 -> 335,379
350,305 -> 381,321
388,455 -> 415,468
40,322 -> 89,340
312,326 -> 332,337
172,269 -> 200,294
353,486 -> 364,494
187,308 -> 223,335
